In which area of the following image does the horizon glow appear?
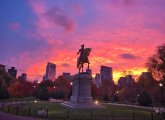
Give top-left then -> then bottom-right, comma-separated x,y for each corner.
0,0 -> 165,83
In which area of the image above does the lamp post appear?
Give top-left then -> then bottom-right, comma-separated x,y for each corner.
159,82 -> 163,106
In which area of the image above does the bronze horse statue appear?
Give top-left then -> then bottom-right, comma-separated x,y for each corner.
77,48 -> 91,73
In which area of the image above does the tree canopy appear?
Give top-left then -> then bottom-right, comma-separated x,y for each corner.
146,44 -> 165,80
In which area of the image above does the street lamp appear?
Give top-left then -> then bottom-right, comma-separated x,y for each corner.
159,82 -> 163,106
159,83 -> 163,87
70,82 -> 73,85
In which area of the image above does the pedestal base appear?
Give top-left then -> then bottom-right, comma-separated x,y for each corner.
62,72 -> 104,109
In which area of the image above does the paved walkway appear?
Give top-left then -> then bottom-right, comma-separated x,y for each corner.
0,111 -> 40,120
104,102 -> 165,113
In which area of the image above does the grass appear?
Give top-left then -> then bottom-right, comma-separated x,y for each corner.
1,101 -> 164,120
0,96 -> 39,103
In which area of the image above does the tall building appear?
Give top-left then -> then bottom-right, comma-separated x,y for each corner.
44,62 -> 56,81
141,72 -> 153,79
118,77 -> 126,88
62,72 -> 71,80
18,73 -> 27,81
100,66 -> 113,82
94,73 -> 101,88
126,75 -> 135,87
8,67 -> 17,78
0,64 -> 5,70
100,66 -> 113,96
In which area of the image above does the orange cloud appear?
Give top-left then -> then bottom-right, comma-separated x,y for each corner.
8,0 -> 163,83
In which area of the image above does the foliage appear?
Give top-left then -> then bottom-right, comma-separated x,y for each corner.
33,88 -> 50,100
146,44 -> 165,80
113,94 -> 119,102
103,94 -> 109,101
55,76 -> 71,87
8,80 -> 24,97
8,80 -> 34,97
138,91 -> 152,106
0,86 -> 10,99
51,90 -> 65,99
39,80 -> 53,89
53,76 -> 71,99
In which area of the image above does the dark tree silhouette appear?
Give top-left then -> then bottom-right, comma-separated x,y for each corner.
138,91 -> 152,106
146,44 -> 165,80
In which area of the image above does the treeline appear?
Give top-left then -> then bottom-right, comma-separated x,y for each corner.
0,68 -> 72,101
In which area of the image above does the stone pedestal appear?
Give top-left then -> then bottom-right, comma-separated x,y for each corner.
62,72 -> 104,108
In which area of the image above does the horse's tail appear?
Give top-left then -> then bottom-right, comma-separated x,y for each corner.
77,57 -> 80,68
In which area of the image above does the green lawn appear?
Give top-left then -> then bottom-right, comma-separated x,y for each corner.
0,97 -> 39,103
1,101 -> 164,120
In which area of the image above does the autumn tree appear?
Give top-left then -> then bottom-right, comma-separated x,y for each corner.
52,76 -> 71,99
146,44 -> 165,80
8,80 -> 24,97
146,44 -> 165,103
8,80 -> 34,97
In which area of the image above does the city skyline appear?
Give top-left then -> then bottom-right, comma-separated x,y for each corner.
1,0 -> 165,82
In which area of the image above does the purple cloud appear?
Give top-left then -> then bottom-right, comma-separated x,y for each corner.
61,63 -> 71,67
120,53 -> 137,59
45,6 -> 76,32
8,22 -> 21,30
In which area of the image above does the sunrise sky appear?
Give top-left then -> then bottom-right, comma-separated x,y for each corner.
0,0 -> 165,82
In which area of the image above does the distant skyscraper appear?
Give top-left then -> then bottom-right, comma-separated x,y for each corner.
8,67 -> 17,78
0,64 -> 5,70
18,73 -> 27,81
141,72 -> 153,79
63,72 -> 71,80
100,66 -> 113,82
44,62 -> 56,81
126,75 -> 135,87
100,66 -> 113,96
94,73 -> 101,88
118,77 -> 126,88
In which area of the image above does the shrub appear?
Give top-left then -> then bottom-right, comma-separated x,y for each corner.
138,91 -> 152,106
103,95 -> 109,101
113,94 -> 119,102
51,90 -> 65,99
0,86 -> 10,99
33,88 -> 50,101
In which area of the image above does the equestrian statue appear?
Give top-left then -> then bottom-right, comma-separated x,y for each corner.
77,44 -> 91,73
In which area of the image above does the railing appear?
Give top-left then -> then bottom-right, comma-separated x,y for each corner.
0,101 -> 164,120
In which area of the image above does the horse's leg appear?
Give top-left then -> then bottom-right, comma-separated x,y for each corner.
87,62 -> 90,68
79,67 -> 80,73
82,64 -> 84,72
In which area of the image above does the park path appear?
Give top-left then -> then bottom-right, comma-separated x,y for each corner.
104,102 -> 165,113
0,111 -> 40,120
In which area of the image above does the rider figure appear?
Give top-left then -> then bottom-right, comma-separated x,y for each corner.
77,44 -> 84,63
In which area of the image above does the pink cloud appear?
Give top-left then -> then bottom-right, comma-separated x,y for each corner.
71,3 -> 85,16
13,0 -> 164,82
45,6 -> 76,32
9,22 -> 21,30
